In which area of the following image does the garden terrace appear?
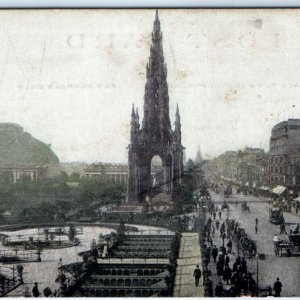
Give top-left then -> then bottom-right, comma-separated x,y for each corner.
62,263 -> 175,297
110,235 -> 176,259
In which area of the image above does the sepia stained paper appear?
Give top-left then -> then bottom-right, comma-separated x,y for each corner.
0,8 -> 299,298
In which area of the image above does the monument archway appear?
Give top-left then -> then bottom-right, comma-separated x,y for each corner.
127,11 -> 184,203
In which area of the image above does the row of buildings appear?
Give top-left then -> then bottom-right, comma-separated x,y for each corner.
2,119 -> 299,192
213,119 -> 300,193
0,163 -> 129,185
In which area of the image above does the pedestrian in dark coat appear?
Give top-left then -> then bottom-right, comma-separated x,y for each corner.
273,278 -> 282,297
205,278 -> 214,297
216,261 -> 224,276
249,275 -> 257,296
212,245 -> 218,263
215,282 -> 224,297
231,271 -> 238,286
224,254 -> 230,267
218,211 -> 222,220
216,220 -> 220,231
32,283 -> 40,298
227,239 -> 232,253
223,266 -> 232,285
221,232 -> 226,246
232,261 -> 238,273
193,265 -> 202,287
241,257 -> 247,274
205,247 -> 211,261
241,274 -> 249,295
211,225 -> 215,237
213,212 -> 216,220
220,222 -> 225,234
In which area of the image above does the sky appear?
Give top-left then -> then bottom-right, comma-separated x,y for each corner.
0,9 -> 299,163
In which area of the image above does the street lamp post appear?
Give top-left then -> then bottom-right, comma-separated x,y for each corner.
256,253 -> 259,297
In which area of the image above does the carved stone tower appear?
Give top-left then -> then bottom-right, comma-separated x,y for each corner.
128,11 -> 184,203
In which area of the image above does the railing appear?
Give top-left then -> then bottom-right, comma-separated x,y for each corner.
0,265 -> 16,278
0,250 -> 39,263
126,229 -> 174,236
97,257 -> 170,264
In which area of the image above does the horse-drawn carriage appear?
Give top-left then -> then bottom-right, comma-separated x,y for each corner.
289,233 -> 300,253
269,208 -> 284,225
224,186 -> 232,198
239,235 -> 257,256
241,202 -> 250,213
234,226 -> 257,256
273,238 -> 293,256
273,225 -> 300,256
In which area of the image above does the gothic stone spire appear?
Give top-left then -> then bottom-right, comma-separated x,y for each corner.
142,10 -> 171,142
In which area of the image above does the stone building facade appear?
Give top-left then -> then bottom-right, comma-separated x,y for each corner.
0,164 -> 47,183
127,11 -> 184,203
268,119 -> 300,191
84,163 -> 128,184
214,147 -> 268,188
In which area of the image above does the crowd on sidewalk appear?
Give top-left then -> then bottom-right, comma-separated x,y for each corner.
196,188 -> 283,297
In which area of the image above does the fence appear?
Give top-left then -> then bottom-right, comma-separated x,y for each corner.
125,229 -> 174,236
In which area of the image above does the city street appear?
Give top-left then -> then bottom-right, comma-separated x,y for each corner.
209,188 -> 300,297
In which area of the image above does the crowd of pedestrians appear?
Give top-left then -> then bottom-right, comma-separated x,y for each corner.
199,190 -> 261,297
198,184 -> 285,297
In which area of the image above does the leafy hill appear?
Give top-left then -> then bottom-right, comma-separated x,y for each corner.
0,123 -> 59,164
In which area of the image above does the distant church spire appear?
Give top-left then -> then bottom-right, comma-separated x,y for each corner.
131,104 -> 135,121
130,104 -> 137,143
195,145 -> 203,164
175,103 -> 181,123
135,107 -> 139,127
175,103 -> 181,144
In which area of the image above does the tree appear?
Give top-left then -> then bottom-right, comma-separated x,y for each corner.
69,172 -> 80,182
53,182 -> 71,197
55,171 -> 69,183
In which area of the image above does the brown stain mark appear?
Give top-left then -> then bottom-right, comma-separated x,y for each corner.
139,34 -> 151,49
176,70 -> 188,80
135,60 -> 147,78
249,18 -> 263,29
213,33 -> 231,48
104,47 -> 125,66
224,88 -> 238,103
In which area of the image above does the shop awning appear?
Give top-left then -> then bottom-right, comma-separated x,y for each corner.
272,185 -> 286,195
293,196 -> 300,203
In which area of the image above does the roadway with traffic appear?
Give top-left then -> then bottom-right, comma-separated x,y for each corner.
209,187 -> 300,297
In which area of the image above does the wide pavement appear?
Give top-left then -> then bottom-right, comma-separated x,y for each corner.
174,232 -> 204,297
